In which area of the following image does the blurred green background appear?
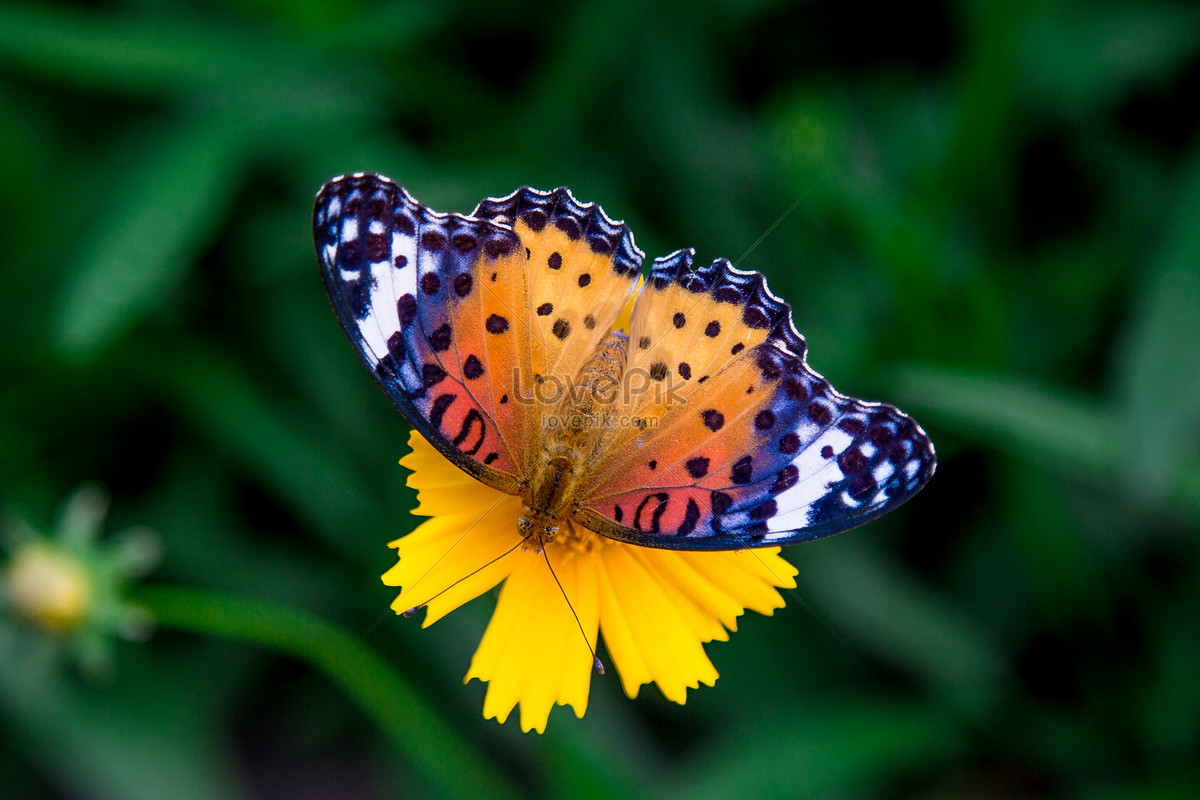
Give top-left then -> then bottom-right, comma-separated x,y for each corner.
2,0 -> 1199,797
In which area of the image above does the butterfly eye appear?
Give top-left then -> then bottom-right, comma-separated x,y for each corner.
517,516 -> 560,545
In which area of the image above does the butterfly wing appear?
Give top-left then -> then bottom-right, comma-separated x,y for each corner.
315,174 -> 643,490
472,186 -> 642,467
573,250 -> 935,549
315,174 -> 527,489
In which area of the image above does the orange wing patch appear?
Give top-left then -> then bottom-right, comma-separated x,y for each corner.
626,250 -> 775,396
473,188 -> 642,466
586,353 -> 780,495
575,251 -> 815,539
586,250 -> 789,482
519,218 -> 638,384
445,242 -> 533,474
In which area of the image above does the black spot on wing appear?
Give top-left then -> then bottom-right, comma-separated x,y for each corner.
463,354 -> 484,379
452,409 -> 486,456
678,498 -> 702,535
633,493 -> 670,534
429,393 -> 455,430
730,455 -> 753,485
398,294 -> 417,328
641,251 -> 809,364
429,323 -> 452,352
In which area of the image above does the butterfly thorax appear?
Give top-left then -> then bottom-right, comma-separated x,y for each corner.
519,331 -> 629,550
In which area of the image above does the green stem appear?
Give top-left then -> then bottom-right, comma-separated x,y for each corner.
134,585 -> 520,800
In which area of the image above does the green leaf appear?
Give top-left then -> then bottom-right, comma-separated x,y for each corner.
1020,2 -> 1200,113
146,345 -> 389,562
797,541 -> 1012,720
664,699 -> 963,800
52,117 -> 245,363
0,5 -> 302,93
0,638 -> 250,800
137,586 -> 521,800
894,364 -> 1120,478
1113,144 -> 1200,502
895,364 -> 1200,519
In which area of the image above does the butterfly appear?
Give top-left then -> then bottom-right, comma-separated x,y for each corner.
313,173 -> 935,551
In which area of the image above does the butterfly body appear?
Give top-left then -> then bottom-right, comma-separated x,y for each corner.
315,173 -> 935,551
520,329 -> 631,549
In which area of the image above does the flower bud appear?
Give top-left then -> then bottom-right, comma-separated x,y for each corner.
2,542 -> 94,633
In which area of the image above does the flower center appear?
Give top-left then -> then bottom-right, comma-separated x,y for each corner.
551,520 -> 605,556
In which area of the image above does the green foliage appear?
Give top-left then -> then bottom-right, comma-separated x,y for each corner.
2,0 -> 1198,797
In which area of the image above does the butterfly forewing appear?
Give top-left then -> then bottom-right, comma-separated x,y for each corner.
472,187 -> 643,468
315,174 -> 527,489
315,174 -> 645,494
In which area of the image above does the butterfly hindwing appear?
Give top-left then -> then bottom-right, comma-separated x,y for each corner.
574,253 -> 935,549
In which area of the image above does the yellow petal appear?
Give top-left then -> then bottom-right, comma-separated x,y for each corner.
599,545 -> 718,703
470,554 -> 543,725
383,431 -> 524,625
612,274 -> 644,333
592,546 -> 651,698
383,508 -> 523,626
400,429 -> 511,516
562,551 -> 600,716
466,544 -> 599,733
677,549 -> 797,622
633,548 -> 731,643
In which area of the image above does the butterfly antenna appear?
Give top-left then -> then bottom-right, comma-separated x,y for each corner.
402,538 -> 524,618
541,548 -> 605,674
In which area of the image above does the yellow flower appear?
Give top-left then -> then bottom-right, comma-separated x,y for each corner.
382,430 -> 799,734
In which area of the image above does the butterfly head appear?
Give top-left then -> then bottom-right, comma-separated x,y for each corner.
517,512 -> 560,552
